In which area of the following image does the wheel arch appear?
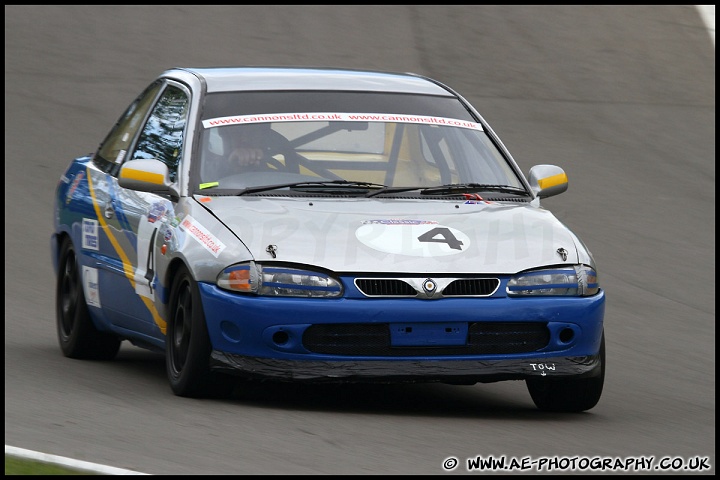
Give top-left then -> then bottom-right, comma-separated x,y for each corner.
158,256 -> 195,317
51,230 -> 72,274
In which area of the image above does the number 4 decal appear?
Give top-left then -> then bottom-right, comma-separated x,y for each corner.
135,215 -> 160,300
144,228 -> 158,295
417,227 -> 464,250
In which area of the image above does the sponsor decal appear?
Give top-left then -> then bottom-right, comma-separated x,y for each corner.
65,171 -> 84,204
361,219 -> 438,225
82,266 -> 101,307
179,215 -> 226,257
147,202 -> 167,223
463,193 -> 492,205
203,112 -> 484,131
115,149 -> 126,164
82,218 -> 99,250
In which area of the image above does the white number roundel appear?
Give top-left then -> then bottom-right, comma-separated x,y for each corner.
355,222 -> 470,257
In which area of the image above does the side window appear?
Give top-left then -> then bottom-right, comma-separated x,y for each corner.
94,81 -> 163,175
131,85 -> 189,182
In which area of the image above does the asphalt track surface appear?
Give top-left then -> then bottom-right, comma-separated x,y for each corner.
5,5 -> 715,475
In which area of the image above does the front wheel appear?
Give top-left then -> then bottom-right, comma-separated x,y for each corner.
56,237 -> 121,360
526,332 -> 605,412
166,265 -> 235,398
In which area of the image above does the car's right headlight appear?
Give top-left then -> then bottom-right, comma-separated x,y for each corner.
217,261 -> 343,297
506,265 -> 599,297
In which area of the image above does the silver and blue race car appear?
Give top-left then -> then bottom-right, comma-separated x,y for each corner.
51,67 -> 605,412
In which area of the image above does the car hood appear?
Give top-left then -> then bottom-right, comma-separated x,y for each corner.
198,196 -> 581,274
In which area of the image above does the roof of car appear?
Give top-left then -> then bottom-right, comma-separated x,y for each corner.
163,66 -> 455,96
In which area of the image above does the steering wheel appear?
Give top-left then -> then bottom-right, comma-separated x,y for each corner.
262,145 -> 291,171
229,146 -> 287,173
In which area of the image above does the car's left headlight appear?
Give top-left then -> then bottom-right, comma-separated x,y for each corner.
217,261 -> 343,297
506,265 -> 599,297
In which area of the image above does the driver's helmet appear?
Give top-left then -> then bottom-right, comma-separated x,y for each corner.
220,122 -> 274,153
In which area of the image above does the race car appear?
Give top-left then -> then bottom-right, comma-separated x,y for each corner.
51,66 -> 605,412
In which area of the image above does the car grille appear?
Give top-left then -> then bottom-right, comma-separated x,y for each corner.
355,278 -> 500,297
355,279 -> 416,296
302,322 -> 549,356
442,279 -> 499,296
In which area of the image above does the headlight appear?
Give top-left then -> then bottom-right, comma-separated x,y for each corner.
506,265 -> 598,297
217,262 -> 343,297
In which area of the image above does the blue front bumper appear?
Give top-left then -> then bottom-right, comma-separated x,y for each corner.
199,283 -> 605,382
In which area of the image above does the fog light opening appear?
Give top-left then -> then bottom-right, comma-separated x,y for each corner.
272,330 -> 290,346
559,328 -> 575,343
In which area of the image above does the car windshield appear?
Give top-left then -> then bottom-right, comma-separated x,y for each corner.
195,94 -> 525,195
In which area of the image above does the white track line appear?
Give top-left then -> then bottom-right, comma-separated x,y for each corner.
697,5 -> 715,45
5,445 -> 149,475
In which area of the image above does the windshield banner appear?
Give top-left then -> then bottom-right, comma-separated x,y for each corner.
202,113 -> 483,131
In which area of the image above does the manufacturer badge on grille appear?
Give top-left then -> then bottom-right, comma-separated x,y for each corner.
423,278 -> 437,295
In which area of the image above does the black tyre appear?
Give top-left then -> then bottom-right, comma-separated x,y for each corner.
166,265 -> 235,398
526,332 -> 605,412
56,237 -> 121,360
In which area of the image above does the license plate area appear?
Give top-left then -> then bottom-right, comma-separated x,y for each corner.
390,322 -> 468,347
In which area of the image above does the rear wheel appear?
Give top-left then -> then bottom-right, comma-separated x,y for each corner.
166,265 -> 235,398
56,237 -> 121,360
526,332 -> 605,412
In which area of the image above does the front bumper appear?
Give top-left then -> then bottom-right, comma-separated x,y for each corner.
210,350 -> 602,383
199,283 -> 605,382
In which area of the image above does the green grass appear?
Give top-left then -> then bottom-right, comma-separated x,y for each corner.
5,456 -> 95,475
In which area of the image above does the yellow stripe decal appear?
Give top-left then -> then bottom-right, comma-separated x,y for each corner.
87,166 -> 167,334
538,172 -> 568,190
120,168 -> 164,185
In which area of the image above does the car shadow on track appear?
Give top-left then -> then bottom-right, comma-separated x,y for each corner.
108,345 -> 598,420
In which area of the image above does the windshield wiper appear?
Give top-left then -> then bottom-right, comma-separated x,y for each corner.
419,183 -> 528,196
365,186 -> 425,197
237,181 -> 527,197
237,180 -> 386,196
366,183 -> 528,198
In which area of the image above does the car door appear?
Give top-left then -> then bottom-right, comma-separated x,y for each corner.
91,81 -> 190,338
